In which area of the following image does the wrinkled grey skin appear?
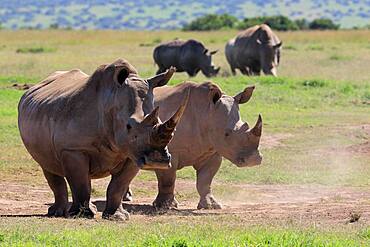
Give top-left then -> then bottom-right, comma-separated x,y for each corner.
154,39 -> 220,77
124,82 -> 263,210
225,24 -> 282,76
18,59 -> 187,221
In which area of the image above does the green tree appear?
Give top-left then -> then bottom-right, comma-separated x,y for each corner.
238,15 -> 299,31
309,18 -> 339,30
183,14 -> 238,31
295,18 -> 309,30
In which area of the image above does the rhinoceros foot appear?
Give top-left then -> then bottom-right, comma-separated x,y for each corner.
122,189 -> 133,202
47,203 -> 68,217
153,194 -> 178,209
69,201 -> 97,219
102,206 -> 130,221
197,195 -> 222,210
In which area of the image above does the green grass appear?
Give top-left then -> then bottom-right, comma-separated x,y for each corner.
0,217 -> 368,246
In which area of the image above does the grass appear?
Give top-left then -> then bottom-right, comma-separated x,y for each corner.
0,30 -> 369,245
0,217 -> 368,246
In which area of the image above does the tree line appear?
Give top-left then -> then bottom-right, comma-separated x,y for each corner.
182,14 -> 341,31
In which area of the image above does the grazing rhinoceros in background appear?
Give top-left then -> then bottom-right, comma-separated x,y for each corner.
225,24 -> 282,76
124,81 -> 263,209
18,59 -> 188,220
153,39 -> 220,77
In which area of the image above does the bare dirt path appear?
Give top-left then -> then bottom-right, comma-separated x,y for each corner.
0,181 -> 368,225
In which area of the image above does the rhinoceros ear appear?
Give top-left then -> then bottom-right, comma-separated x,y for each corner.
273,41 -> 282,49
209,49 -> 218,55
208,85 -> 222,104
115,67 -> 130,85
147,67 -> 176,88
234,85 -> 255,104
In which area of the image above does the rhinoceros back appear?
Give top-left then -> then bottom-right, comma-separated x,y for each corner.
18,70 -> 90,173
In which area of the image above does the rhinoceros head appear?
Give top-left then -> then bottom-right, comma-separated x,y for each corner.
102,60 -> 186,170
257,39 -> 282,77
200,49 -> 220,78
208,85 -> 262,167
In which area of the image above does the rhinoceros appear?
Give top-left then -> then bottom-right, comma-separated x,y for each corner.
124,81 -> 262,209
225,24 -> 282,76
153,39 -> 220,77
18,59 -> 188,220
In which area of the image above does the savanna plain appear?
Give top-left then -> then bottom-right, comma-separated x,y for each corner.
0,30 -> 369,246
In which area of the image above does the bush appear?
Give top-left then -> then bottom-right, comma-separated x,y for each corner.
295,18 -> 310,30
238,15 -> 299,31
309,18 -> 340,30
16,46 -> 56,54
182,14 -> 238,31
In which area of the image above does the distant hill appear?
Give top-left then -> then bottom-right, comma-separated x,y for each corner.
1,0 -> 369,30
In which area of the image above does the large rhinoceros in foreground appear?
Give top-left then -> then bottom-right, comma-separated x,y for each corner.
18,59 -> 188,220
153,39 -> 220,77
225,24 -> 282,76
125,81 -> 262,209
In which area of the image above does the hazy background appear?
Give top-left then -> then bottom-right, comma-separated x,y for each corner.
1,0 -> 369,30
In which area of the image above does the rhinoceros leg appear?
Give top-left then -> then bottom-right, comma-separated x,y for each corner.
196,153 -> 222,210
230,66 -> 236,76
43,169 -> 68,217
61,151 -> 97,219
153,166 -> 178,209
240,67 -> 251,76
156,67 -> 166,75
103,160 -> 139,221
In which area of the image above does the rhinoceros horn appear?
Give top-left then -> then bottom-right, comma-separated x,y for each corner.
152,89 -> 190,146
250,114 -> 263,137
141,106 -> 160,126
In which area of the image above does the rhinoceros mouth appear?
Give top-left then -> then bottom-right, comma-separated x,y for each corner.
136,150 -> 172,170
235,152 -> 263,167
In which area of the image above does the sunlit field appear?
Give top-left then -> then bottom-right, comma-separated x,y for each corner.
0,30 -> 369,246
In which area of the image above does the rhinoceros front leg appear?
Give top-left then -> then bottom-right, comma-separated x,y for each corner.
103,160 -> 139,221
195,154 -> 222,209
42,169 -> 69,217
153,166 -> 178,209
61,151 -> 97,219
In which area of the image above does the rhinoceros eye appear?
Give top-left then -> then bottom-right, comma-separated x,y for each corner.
126,124 -> 132,131
225,130 -> 231,137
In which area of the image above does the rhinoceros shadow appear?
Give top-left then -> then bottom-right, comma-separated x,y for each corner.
93,200 -> 216,216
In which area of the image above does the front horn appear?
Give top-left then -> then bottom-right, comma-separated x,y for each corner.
250,114 -> 262,137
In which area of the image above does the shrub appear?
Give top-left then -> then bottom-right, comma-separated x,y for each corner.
309,18 -> 340,30
182,14 -> 238,31
295,18 -> 310,30
238,15 -> 299,31
16,46 -> 56,54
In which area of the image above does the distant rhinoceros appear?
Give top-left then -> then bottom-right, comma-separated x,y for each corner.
225,24 -> 282,76
153,39 -> 220,77
124,81 -> 262,209
18,59 -> 188,220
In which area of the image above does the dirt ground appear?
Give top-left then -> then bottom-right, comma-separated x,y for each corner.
0,180 -> 369,226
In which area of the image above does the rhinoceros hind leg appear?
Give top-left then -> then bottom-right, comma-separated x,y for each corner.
153,167 -> 178,209
195,154 -> 222,210
43,169 -> 69,217
61,151 -> 96,219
